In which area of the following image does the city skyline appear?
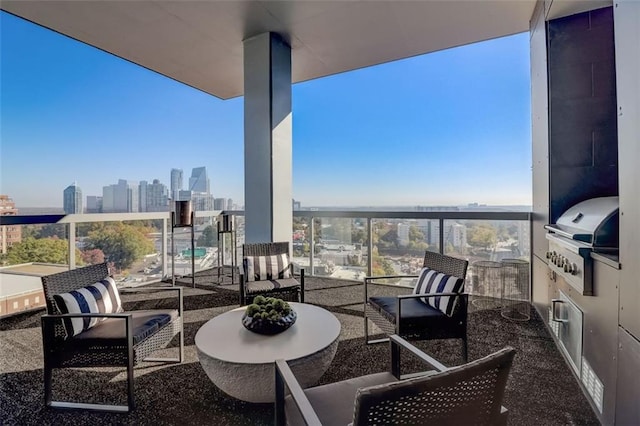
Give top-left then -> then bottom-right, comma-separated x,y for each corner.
58,166 -> 230,213
1,12 -> 532,209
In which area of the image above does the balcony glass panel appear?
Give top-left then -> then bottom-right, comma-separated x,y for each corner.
292,216 -> 311,274
312,217 -> 367,280
371,218 -> 439,286
2,223 -> 68,266
87,219 -> 165,283
444,219 -> 530,263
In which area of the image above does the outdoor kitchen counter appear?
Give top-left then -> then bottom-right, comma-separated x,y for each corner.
591,252 -> 620,269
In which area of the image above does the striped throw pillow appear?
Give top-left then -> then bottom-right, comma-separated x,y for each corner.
244,254 -> 292,282
53,277 -> 123,337
413,267 -> 464,316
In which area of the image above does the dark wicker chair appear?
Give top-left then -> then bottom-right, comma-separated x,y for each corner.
275,334 -> 515,426
40,263 -> 183,412
364,250 -> 470,360
239,242 -> 304,305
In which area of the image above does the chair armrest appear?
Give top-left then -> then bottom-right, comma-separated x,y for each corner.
42,312 -> 132,321
389,335 -> 448,377
119,286 -> 183,295
365,274 -> 418,283
274,358 -> 322,426
119,286 -> 183,315
364,275 -> 418,305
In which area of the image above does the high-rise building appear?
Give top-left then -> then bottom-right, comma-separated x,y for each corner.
187,167 -> 212,210
170,168 -> 183,201
189,167 -> 210,193
293,199 -> 301,210
102,179 -> 139,213
214,198 -> 226,210
192,192 -> 214,211
139,180 -> 148,212
0,195 -> 22,254
517,221 -> 531,257
63,183 -> 83,214
145,179 -> 169,212
397,223 -> 410,246
86,196 -> 103,213
424,221 -> 467,250
226,198 -> 233,210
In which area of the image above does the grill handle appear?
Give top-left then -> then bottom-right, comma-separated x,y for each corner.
551,299 -> 568,323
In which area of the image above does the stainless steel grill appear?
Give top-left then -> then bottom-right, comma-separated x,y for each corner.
544,196 -> 619,295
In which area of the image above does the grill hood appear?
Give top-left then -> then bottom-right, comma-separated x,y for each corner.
544,196 -> 619,247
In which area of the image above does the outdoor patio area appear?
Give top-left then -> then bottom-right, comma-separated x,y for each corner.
1,270 -> 599,425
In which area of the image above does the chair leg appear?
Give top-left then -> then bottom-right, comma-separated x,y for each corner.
364,316 -> 389,345
127,353 -> 135,410
299,269 -> 305,303
179,322 -> 184,363
364,314 -> 369,343
44,363 -> 52,407
462,337 -> 468,362
274,365 -> 286,426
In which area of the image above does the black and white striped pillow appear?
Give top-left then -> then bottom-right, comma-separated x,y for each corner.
53,277 -> 123,337
412,267 -> 464,316
244,254 -> 292,282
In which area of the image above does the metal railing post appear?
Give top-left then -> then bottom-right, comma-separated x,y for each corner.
367,218 -> 373,276
310,217 -> 315,276
68,222 -> 76,270
162,217 -> 168,279
439,218 -> 445,254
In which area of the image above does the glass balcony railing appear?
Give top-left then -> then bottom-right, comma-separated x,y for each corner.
0,209 -> 531,288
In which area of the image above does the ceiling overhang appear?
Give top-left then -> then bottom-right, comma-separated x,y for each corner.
2,1 -> 541,99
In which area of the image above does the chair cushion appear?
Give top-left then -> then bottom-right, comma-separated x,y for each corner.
369,296 -> 463,336
73,309 -> 178,346
53,277 -> 123,337
245,278 -> 300,294
244,254 -> 292,281
285,372 -> 397,426
412,267 -> 464,316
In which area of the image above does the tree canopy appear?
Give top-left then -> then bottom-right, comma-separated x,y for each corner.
86,223 -> 155,270
467,224 -> 498,250
5,237 -> 82,265
197,225 -> 217,247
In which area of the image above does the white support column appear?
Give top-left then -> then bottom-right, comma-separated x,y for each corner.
243,32 -> 292,245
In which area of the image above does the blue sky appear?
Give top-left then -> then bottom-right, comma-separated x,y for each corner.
1,12 -> 531,209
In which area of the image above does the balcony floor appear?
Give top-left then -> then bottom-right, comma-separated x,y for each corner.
0,271 -> 598,425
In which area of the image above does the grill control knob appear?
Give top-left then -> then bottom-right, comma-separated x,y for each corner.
546,251 -> 552,259
570,263 -> 578,275
563,263 -> 571,273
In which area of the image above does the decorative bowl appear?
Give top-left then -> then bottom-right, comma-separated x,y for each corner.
241,296 -> 297,335
241,309 -> 297,335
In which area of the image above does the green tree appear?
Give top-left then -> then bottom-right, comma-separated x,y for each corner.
197,225 -> 217,247
467,224 -> 497,250
5,237 -> 82,265
87,223 -> 155,270
408,225 -> 425,242
372,253 -> 395,276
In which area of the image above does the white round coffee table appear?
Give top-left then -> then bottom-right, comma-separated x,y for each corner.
195,302 -> 341,403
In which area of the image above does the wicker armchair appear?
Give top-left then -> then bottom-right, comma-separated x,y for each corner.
239,242 -> 304,305
275,335 -> 515,426
40,263 -> 183,412
364,250 -> 469,360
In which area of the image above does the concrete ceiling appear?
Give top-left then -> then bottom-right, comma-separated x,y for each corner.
1,1 -> 539,100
